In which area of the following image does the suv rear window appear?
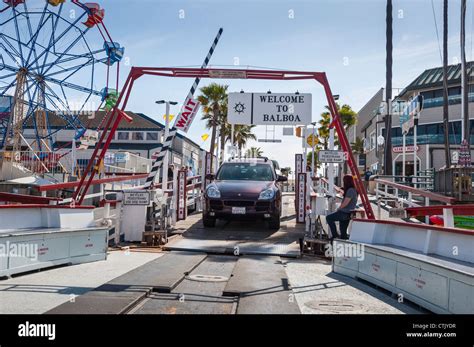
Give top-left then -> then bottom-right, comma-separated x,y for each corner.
217,163 -> 275,181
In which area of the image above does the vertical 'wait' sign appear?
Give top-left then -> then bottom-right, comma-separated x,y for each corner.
296,172 -> 307,224
175,98 -> 201,133
177,170 -> 187,221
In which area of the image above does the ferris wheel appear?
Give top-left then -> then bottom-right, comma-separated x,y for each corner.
0,0 -> 123,154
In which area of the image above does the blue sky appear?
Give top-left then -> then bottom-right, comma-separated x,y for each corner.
4,0 -> 473,169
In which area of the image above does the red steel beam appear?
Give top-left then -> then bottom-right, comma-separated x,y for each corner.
71,67 -> 375,220
39,173 -> 148,192
406,204 -> 474,217
353,218 -> 474,237
0,204 -> 95,209
0,192 -> 62,205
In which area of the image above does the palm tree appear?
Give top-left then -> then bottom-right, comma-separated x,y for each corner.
197,83 -> 228,166
442,0 -> 451,167
318,111 -> 331,150
384,0 -> 393,175
245,146 -> 263,158
318,103 -> 357,149
230,125 -> 257,154
318,103 -> 357,176
351,137 -> 365,156
351,136 -> 365,171
280,167 -> 292,177
307,150 -> 320,171
219,100 -> 228,163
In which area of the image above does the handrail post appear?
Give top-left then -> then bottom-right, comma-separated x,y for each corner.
443,207 -> 454,228
425,197 -> 430,224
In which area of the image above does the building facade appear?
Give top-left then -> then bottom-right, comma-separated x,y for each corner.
23,111 -> 205,175
352,62 -> 474,176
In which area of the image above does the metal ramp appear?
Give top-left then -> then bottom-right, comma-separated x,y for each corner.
164,216 -> 304,258
165,193 -> 303,258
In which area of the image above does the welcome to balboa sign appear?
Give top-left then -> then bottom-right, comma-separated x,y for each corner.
228,92 -> 312,126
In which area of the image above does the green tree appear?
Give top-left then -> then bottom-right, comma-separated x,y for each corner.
245,147 -> 264,158
307,150 -> 321,171
280,167 -> 292,177
225,124 -> 257,153
318,103 -> 358,150
197,83 -> 228,165
351,137 -> 365,156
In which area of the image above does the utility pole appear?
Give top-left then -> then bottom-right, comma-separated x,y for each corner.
461,0 -> 469,148
442,0 -> 451,168
156,100 -> 178,192
384,0 -> 393,175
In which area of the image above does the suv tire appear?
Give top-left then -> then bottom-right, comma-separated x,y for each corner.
203,215 -> 216,228
268,215 -> 280,230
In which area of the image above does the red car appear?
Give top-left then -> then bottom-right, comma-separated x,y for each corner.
203,158 -> 287,229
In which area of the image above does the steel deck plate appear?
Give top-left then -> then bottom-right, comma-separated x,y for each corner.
223,256 -> 301,314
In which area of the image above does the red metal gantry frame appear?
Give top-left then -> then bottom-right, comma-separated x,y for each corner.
71,67 -> 376,220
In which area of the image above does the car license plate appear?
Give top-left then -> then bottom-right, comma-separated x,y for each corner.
232,207 -> 246,215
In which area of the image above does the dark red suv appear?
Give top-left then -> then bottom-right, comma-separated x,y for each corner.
203,158 -> 287,229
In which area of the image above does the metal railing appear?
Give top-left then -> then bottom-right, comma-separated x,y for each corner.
434,167 -> 474,202
0,150 -> 74,181
374,177 -> 456,221
423,92 -> 474,108
391,134 -> 474,146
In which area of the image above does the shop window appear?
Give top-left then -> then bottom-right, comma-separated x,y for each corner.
133,132 -> 144,141
117,132 -> 129,140
449,87 -> 461,96
146,132 -> 158,141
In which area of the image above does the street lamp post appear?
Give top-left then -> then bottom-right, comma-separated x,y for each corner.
156,100 -> 178,193
311,121 -> 317,178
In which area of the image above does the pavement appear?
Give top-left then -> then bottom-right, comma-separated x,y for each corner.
0,249 -> 423,314
0,250 -> 162,314
285,257 -> 421,314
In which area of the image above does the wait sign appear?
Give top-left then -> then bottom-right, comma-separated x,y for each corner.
228,92 -> 312,126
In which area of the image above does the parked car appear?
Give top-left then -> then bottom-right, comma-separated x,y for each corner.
203,158 -> 287,229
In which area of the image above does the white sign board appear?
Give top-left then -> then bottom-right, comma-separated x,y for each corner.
175,98 -> 201,133
318,150 -> 347,163
228,92 -> 312,126
400,94 -> 423,135
123,191 -> 150,206
393,145 -> 419,153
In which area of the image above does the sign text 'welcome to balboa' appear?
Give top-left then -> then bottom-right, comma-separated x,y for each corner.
228,92 -> 312,126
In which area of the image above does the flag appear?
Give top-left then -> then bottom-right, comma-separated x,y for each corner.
201,134 -> 209,142
163,114 -> 175,122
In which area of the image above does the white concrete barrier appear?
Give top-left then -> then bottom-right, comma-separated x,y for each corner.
0,205 -> 107,277
333,219 -> 474,314
0,205 -> 96,232
350,219 -> 474,264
